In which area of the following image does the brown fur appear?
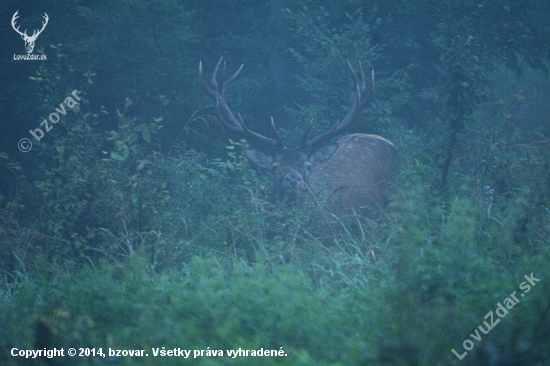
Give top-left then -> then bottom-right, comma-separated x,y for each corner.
308,133 -> 398,215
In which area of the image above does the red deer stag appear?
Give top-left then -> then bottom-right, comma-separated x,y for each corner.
199,57 -> 398,215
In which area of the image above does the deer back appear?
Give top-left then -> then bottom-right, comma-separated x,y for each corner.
308,133 -> 398,214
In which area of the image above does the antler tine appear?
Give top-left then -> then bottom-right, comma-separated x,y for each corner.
305,61 -> 374,150
222,62 -> 244,94
354,60 -> 366,90
200,58 -> 243,131
299,119 -> 314,149
211,57 -> 223,89
235,114 -> 281,150
270,117 -> 284,150
199,61 -> 215,99
360,68 -> 375,108
199,58 -> 280,149
347,60 -> 360,88
347,60 -> 368,107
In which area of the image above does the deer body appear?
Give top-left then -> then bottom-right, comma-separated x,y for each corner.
199,58 -> 398,215
308,133 -> 397,214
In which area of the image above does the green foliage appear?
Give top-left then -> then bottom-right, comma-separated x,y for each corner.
1,2 -> 550,365
1,101 -> 549,366
0,257 -> 384,366
72,0 -> 199,98
4,68 -> 243,275
284,6 -> 379,136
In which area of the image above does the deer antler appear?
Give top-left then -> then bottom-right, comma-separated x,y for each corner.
301,61 -> 375,150
199,57 -> 283,150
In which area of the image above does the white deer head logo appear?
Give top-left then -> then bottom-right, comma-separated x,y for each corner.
11,11 -> 49,54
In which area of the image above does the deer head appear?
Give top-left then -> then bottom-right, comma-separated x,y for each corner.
199,58 -> 398,214
11,11 -> 49,54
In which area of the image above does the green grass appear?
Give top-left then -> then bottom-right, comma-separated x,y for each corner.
2,214 -> 549,366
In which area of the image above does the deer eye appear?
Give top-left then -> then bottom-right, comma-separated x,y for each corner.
304,162 -> 312,171
271,162 -> 280,172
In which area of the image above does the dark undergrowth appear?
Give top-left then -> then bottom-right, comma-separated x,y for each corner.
1,110 -> 549,365
1,1 -> 550,365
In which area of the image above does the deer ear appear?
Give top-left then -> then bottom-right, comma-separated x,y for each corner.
243,148 -> 274,169
311,143 -> 338,164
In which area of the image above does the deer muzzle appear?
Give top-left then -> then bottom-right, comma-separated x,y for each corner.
283,171 -> 305,190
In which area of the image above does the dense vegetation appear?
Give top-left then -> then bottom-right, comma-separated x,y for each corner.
1,0 -> 549,365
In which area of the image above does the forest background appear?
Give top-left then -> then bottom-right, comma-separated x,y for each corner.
1,1 -> 550,365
